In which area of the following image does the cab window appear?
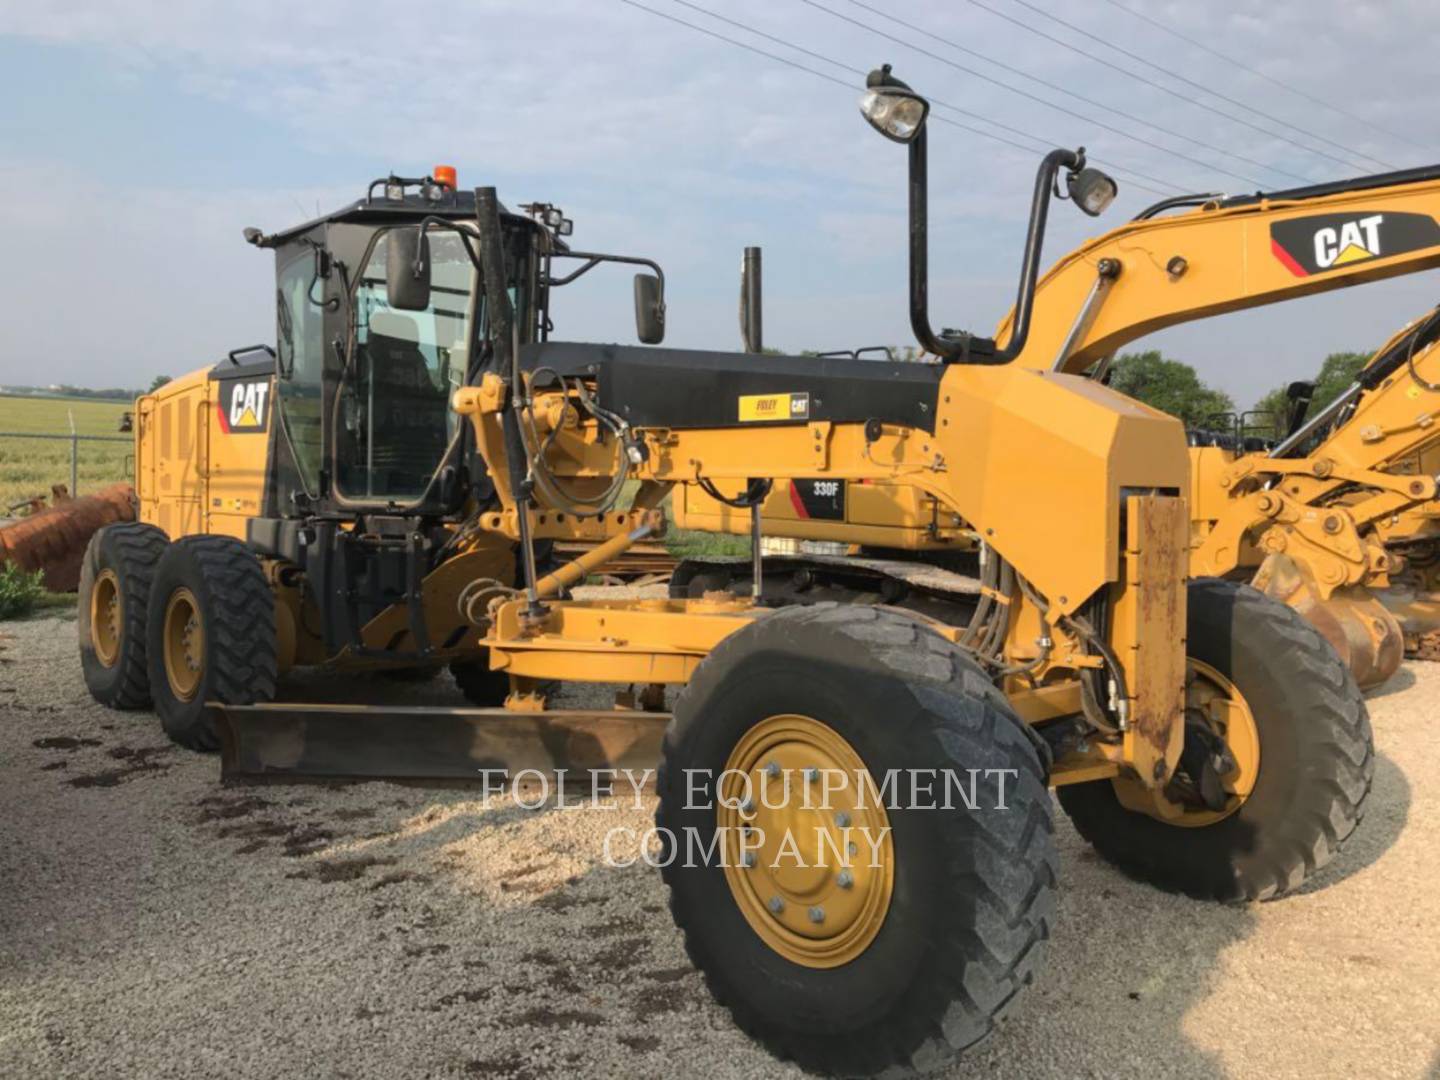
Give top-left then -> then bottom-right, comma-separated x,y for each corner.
275,251 -> 326,492
335,230 -> 475,502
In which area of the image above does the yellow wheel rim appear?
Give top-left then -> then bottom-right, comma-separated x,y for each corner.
162,588 -> 204,702
90,569 -> 122,668
717,714 -> 893,969
1115,659 -> 1262,828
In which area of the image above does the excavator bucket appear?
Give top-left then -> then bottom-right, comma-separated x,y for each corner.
212,703 -> 669,784
1251,553 -> 1404,689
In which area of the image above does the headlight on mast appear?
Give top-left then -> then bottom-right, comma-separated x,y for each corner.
1067,166 -> 1119,217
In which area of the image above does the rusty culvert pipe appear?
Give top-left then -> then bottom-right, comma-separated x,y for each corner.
0,484 -> 137,592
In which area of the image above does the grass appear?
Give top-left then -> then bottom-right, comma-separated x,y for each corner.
664,527 -> 750,559
0,394 -> 133,511
0,563 -> 45,618
30,591 -> 78,615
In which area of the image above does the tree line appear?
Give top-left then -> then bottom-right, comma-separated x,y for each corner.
1099,349 -> 1368,439
1,375 -> 173,401
777,342 -> 1367,440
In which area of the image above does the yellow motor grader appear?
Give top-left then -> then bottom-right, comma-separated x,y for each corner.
79,67 -> 1373,1076
679,161 -> 1440,691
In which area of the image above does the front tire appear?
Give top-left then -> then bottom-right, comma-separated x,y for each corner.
146,536 -> 278,751
1058,578 -> 1373,902
78,522 -> 168,709
658,604 -> 1056,1076
450,656 -> 510,705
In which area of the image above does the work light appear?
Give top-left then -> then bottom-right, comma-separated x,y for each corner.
859,86 -> 930,143
1067,167 -> 1119,217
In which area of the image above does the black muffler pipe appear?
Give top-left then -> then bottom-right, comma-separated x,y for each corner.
740,246 -> 763,353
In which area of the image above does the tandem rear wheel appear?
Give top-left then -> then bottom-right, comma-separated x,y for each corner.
657,604 -> 1057,1076
79,522 -> 170,709
146,535 -> 279,751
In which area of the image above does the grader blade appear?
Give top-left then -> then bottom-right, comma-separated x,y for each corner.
212,703 -> 668,784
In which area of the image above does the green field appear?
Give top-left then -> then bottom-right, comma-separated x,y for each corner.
0,395 -> 134,511
0,393 -> 746,564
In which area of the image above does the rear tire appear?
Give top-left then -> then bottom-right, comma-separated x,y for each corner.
78,522 -> 168,709
1057,578 -> 1373,902
658,604 -> 1056,1076
146,536 -> 278,751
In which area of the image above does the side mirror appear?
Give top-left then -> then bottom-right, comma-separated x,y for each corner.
387,227 -> 431,311
634,273 -> 665,344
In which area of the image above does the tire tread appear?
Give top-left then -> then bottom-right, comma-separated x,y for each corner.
151,535 -> 277,751
658,604 -> 1057,1075
1060,578 -> 1373,903
80,522 -> 168,709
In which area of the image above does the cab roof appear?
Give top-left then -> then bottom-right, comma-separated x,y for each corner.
260,187 -> 521,247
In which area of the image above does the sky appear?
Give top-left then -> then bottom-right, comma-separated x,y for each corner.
1,0 -> 1437,408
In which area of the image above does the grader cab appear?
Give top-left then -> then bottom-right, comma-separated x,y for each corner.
77,66 -> 1372,1077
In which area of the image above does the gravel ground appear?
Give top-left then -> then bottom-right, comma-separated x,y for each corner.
2,608 -> 1438,1080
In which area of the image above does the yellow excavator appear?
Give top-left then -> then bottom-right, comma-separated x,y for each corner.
678,164 -> 1440,690
1188,307 -> 1440,684
78,66 -> 1375,1075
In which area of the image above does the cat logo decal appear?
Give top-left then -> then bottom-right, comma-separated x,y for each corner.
1270,211 -> 1440,277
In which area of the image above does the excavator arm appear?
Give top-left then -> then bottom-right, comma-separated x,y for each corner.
1184,301 -> 1440,686
996,165 -> 1440,374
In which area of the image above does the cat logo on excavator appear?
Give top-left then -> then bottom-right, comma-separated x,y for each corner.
1271,210 -> 1440,276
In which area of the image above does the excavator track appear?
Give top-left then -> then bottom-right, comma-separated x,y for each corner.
669,552 -> 984,625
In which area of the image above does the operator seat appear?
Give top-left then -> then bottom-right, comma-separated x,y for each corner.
353,311 -> 450,495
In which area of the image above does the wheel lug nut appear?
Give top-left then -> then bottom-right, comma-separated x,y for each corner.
768,896 -> 785,914
808,906 -> 825,924
837,870 -> 854,889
